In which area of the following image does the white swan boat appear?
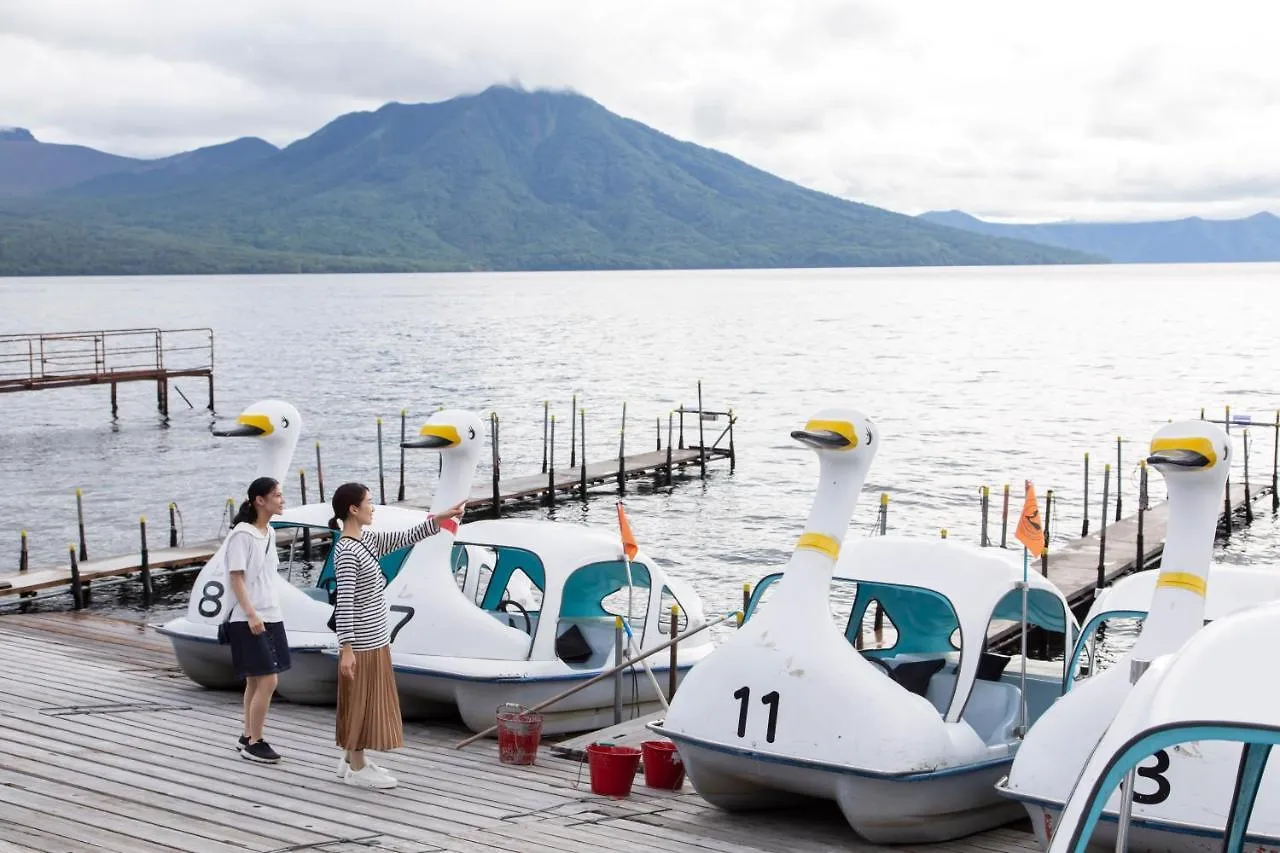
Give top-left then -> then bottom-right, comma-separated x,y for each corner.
652,419 -> 1078,842
1042,601 -> 1280,853
156,398 -> 324,689
998,419 -> 1239,848
1064,564 -> 1280,691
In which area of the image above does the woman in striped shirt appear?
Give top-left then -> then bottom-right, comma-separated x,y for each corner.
328,482 -> 466,789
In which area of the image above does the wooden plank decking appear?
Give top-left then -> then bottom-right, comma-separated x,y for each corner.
0,611 -> 1039,853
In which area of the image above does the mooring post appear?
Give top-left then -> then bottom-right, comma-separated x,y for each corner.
299,469 -> 312,560
376,418 -> 386,505
139,516 -> 153,608
110,382 -> 118,419
940,529 -> 948,539
579,409 -> 587,500
613,616 -> 624,724
742,583 -> 751,619
315,441 -> 325,502
1137,460 -> 1148,568
1243,429 -> 1253,523
1000,483 -> 1010,548
545,416 -> 556,506
1096,464 -> 1111,590
542,401 -> 549,474
1223,405 -> 1232,535
697,381 -> 706,479
728,409 -> 736,472
980,486 -> 990,546
226,497 -> 235,530
1041,547 -> 1049,578
678,403 -> 685,449
168,503 -> 177,547
1044,489 -> 1054,553
1115,436 -> 1123,521
570,394 -> 577,468
490,413 -> 502,516
75,488 -> 88,560
665,412 -> 674,486
617,402 -> 627,495
655,416 -> 661,452
1272,410 -> 1279,512
398,409 -> 407,503
68,544 -> 84,610
1081,452 -> 1090,536
668,605 -> 680,701
207,374 -> 215,412
880,493 -> 889,534
19,530 -> 28,572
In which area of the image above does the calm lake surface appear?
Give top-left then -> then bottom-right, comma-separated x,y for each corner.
2,263 -> 1277,661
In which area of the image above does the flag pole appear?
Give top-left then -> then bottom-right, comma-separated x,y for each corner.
617,501 -> 670,712
1018,544 -> 1029,738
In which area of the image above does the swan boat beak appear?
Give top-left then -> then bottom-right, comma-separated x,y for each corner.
213,413 -> 272,437
790,418 -> 858,451
1147,436 -> 1217,469
402,424 -> 461,449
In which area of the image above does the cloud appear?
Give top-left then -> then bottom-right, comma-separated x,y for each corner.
2,0 -> 1279,221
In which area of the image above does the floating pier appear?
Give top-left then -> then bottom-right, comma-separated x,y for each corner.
0,610 -> 1042,853
0,327 -> 216,418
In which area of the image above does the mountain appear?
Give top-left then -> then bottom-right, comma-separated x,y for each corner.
918,209 -> 1280,263
0,87 -> 1099,275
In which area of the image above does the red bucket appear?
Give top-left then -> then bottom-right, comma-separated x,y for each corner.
586,743 -> 642,797
641,740 -> 685,789
495,704 -> 543,765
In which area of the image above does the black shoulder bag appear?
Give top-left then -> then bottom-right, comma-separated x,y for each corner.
326,535 -> 385,633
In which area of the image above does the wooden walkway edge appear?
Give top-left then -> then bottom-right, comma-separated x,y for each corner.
0,611 -> 1039,853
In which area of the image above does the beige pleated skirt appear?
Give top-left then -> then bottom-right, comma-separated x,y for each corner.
336,646 -> 403,751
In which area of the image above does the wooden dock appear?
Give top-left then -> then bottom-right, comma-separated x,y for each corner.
0,445 -> 731,602
0,611 -> 1039,853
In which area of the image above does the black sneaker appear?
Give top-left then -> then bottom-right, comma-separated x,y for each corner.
242,740 -> 281,764
236,735 -> 249,752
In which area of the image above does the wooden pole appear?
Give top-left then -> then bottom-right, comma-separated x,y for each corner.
299,469 -> 311,559
541,401 -> 549,474
168,502 -> 178,547
678,404 -> 685,449
75,488 -> 88,560
880,493 -> 889,535
1044,489 -> 1054,545
697,381 -> 706,478
398,409 -> 406,502
454,610 -> 740,749
728,409 -> 736,472
1000,484 -> 1010,548
315,441 -> 325,503
20,530 -> 28,572
545,416 -> 556,506
579,409 -> 587,500
1223,405 -> 1232,535
139,516 -> 153,607
1115,436 -> 1123,521
1243,429 -> 1253,523
490,413 -> 501,516
376,417 -> 386,505
665,412 -> 674,486
110,382 -> 118,419
617,402 -> 627,495
570,394 -> 577,468
1136,460 -> 1147,569
68,544 -> 84,610
1081,452 -> 1090,536
1272,410 -> 1279,511
1096,464 -> 1111,591
980,486 -> 990,546
656,416 -> 661,452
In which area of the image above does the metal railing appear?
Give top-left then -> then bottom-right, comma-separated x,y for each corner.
0,328 -> 214,387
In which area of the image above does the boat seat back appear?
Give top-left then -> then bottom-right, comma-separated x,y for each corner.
486,610 -> 540,635
303,587 -> 330,603
554,618 -> 619,669
962,679 -> 1021,744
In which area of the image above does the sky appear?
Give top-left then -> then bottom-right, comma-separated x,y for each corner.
2,0 -> 1278,223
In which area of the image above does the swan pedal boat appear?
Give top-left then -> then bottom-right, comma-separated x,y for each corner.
1039,601 -> 1280,853
650,406 -> 1079,844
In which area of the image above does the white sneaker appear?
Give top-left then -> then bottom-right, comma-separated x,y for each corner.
343,764 -> 396,789
337,756 -> 391,778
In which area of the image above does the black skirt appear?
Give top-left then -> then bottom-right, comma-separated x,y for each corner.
227,621 -> 292,678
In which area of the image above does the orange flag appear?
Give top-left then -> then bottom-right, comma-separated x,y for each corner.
617,501 -> 638,561
1015,480 -> 1046,555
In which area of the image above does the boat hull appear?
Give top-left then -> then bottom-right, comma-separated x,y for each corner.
161,631 -> 243,690
659,725 -> 1022,844
1011,795 -> 1280,853
274,648 -> 338,706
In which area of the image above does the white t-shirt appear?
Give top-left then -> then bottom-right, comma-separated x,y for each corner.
224,522 -> 283,623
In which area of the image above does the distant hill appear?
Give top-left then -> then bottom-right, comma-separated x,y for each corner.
0,88 -> 1098,275
918,209 -> 1280,263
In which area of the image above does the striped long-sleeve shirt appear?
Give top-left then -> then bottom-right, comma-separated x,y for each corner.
333,516 -> 446,650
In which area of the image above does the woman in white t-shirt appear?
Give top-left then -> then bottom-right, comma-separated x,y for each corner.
223,475 -> 290,764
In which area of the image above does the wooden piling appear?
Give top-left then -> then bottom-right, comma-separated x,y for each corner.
68,545 -> 84,610
940,529 -> 948,539
980,486 -> 990,546
490,413 -> 502,516
168,503 -> 177,547
665,412 -> 674,486
139,516 -> 153,608
75,488 -> 88,560
207,374 -> 215,411
398,410 -> 407,503
728,408 -> 736,472
698,381 -> 707,479
1081,452 -> 1090,536
880,493 -> 889,535
1000,484 -> 1010,548
617,402 -> 627,495
19,530 -> 28,572
656,416 -> 661,452
1223,406 -> 1232,535
542,401 -> 549,474
299,469 -> 312,559
1096,464 -> 1111,592
678,403 -> 685,449
315,441 -> 325,503
1044,489 -> 1054,546
1115,436 -> 1123,521
1136,461 -> 1147,569
579,409 -> 587,500
1273,410 -> 1279,511
545,416 -> 556,506
110,382 -> 118,418
1243,430 -> 1253,524
668,605 -> 679,701
377,417 -> 386,505
742,583 -> 751,620
570,394 -> 577,468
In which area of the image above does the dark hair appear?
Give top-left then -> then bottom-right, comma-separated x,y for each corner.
232,476 -> 279,527
329,482 -> 370,530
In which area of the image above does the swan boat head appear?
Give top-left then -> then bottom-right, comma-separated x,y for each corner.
400,409 -> 486,515
212,398 -> 302,485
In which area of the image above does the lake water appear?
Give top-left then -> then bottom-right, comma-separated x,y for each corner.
2,263 -> 1277,660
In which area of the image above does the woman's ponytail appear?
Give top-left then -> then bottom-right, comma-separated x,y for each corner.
232,476 -> 280,528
